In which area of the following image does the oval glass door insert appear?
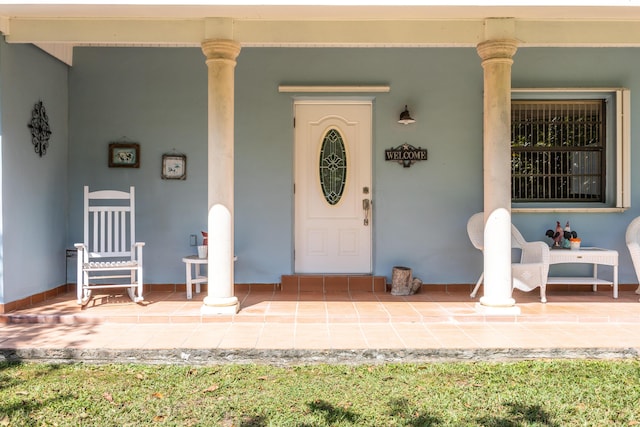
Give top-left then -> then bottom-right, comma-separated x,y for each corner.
319,128 -> 347,205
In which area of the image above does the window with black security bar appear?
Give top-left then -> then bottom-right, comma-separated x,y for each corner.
511,100 -> 605,203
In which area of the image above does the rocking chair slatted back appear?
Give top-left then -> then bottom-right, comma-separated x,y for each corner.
87,207 -> 132,256
84,188 -> 136,257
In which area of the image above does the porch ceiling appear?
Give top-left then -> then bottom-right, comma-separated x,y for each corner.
3,2 -> 640,65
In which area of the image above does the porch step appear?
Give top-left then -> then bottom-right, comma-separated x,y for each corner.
3,286 -> 640,326
280,275 -> 388,293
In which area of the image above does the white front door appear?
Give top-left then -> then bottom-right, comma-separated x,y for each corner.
294,100 -> 372,273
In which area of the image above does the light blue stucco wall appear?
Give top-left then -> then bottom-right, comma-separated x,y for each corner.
63,45 -> 640,289
68,46 -> 485,285
68,47 -> 208,285
234,47 -> 485,284
0,40 -> 68,304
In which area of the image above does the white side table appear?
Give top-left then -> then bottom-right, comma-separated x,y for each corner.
182,255 -> 207,300
547,247 -> 619,298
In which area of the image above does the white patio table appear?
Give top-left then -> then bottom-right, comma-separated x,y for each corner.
181,255 -> 238,300
547,247 -> 618,298
182,255 -> 207,300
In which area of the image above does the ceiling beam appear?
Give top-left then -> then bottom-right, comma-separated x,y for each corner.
4,18 -> 204,45
517,20 -> 640,46
5,17 -> 640,47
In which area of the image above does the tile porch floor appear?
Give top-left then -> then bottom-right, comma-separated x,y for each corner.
2,284 -> 640,363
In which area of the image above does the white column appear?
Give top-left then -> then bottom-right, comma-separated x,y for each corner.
476,39 -> 520,314
201,39 -> 241,315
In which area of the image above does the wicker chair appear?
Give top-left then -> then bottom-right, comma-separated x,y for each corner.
467,212 -> 550,302
625,216 -> 640,296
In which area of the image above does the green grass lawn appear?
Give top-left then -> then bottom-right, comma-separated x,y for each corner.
1,360 -> 639,426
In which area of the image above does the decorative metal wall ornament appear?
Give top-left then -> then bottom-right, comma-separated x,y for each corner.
385,143 -> 428,168
27,101 -> 52,157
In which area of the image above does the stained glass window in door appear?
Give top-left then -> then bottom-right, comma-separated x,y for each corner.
319,128 -> 347,205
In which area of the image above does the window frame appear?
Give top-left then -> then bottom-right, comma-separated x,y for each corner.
511,88 -> 630,213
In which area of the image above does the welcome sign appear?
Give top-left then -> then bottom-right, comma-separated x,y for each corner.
385,143 -> 428,168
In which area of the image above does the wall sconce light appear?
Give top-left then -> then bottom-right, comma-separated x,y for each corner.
398,105 -> 416,125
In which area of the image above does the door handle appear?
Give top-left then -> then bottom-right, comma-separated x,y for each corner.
362,199 -> 371,226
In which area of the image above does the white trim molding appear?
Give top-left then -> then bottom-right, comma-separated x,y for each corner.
278,85 -> 390,93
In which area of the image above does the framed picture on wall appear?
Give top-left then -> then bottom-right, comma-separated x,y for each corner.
161,153 -> 187,180
109,143 -> 140,168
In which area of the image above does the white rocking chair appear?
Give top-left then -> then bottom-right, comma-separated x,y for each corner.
625,216 -> 640,296
467,212 -> 550,303
75,186 -> 145,305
